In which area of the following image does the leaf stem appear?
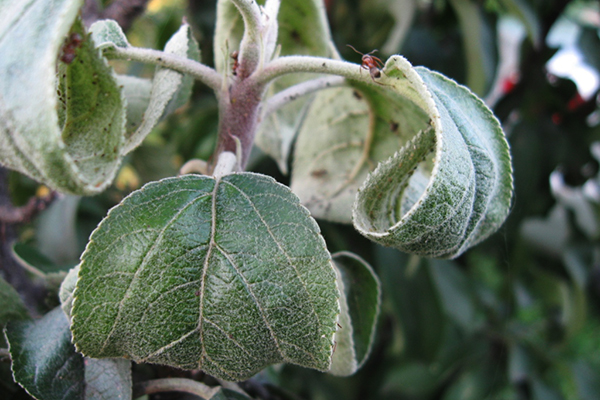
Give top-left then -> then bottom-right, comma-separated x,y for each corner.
133,378 -> 218,399
252,55 -> 366,86
262,76 -> 346,118
107,46 -> 222,92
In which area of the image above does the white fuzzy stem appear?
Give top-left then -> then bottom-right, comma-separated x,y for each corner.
108,46 -> 222,92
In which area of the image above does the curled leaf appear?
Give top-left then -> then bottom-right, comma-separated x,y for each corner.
0,0 -> 126,194
352,56 -> 513,258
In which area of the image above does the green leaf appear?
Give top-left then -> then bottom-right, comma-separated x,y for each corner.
71,173 -> 339,381
6,306 -> 133,400
12,243 -> 64,275
353,57 -> 513,258
84,358 -> 132,400
89,19 -> 129,50
0,277 -> 29,325
122,22 -> 200,154
6,307 -> 85,400
0,2 -> 126,195
329,252 -> 380,376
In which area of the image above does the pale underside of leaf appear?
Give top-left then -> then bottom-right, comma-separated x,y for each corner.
329,252 -> 380,377
0,0 -> 126,195
291,82 -> 429,223
72,174 -> 339,381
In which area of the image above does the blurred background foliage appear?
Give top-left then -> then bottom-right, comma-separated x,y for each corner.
3,0 -> 600,399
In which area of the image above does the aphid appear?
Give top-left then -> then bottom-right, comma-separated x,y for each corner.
347,44 -> 383,82
231,51 -> 239,76
60,32 -> 83,64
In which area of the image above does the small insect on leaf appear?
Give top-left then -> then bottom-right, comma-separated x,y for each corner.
347,44 -> 383,82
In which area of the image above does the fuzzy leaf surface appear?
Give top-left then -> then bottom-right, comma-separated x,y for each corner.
0,0 -> 125,194
6,307 -> 85,400
330,252 -> 380,376
352,56 -> 513,258
291,81 -> 428,223
71,173 -> 339,381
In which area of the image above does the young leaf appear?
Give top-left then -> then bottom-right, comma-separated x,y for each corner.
71,173 -> 340,381
352,56 -> 513,259
6,307 -> 85,400
256,0 -> 338,173
89,19 -> 129,50
0,1 -> 126,195
121,22 -> 200,154
329,252 -> 380,377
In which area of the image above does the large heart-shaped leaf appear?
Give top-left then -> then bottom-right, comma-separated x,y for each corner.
71,173 -> 340,381
329,252 -> 380,376
0,0 -> 126,195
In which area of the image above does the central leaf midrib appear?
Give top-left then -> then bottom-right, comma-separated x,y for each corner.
197,176 -> 219,366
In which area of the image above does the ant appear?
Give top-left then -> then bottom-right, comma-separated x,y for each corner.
231,51 -> 239,76
347,44 -> 383,82
60,32 -> 83,64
